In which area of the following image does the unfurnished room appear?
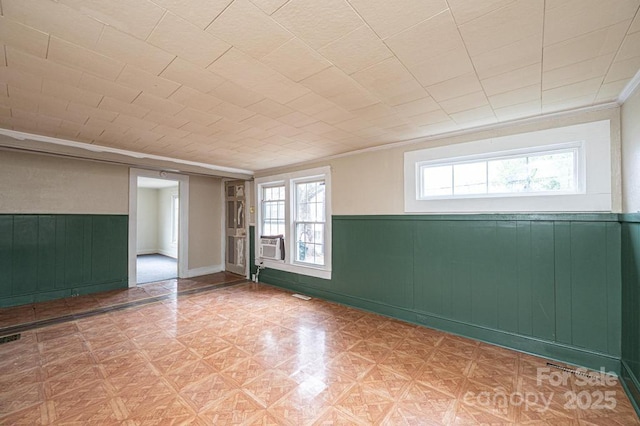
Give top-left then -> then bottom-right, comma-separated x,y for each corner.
1,0 -> 640,424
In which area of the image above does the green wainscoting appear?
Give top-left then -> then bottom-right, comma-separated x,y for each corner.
0,214 -> 128,307
622,215 -> 640,414
251,214 -> 623,374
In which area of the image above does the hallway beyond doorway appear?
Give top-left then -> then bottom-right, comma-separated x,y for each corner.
137,254 -> 177,284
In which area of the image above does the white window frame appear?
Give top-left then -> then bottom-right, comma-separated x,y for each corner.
260,182 -> 286,238
255,166 -> 332,280
404,120 -> 612,213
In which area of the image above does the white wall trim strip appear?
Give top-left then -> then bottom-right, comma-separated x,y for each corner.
185,264 -> 225,278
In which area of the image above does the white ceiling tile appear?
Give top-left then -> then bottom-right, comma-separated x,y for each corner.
481,63 -> 541,96
41,79 -> 103,108
148,13 -> 230,68
2,0 -> 104,49
629,11 -> 640,34
249,0 -> 289,15
426,73 -> 483,102
179,121 -> 218,136
175,107 -> 222,126
448,0 -> 516,25
209,100 -> 256,121
440,91 -> 490,114
493,100 -> 542,121
0,16 -> 49,58
116,65 -> 181,99
617,31 -> 640,61
351,57 -> 427,106
544,0 -> 639,46
0,66 -> 43,92
48,37 -> 125,81
347,0 -> 448,39
133,93 -> 185,116
143,111 -> 190,128
6,47 -> 82,86
459,0 -> 543,57
392,97 -> 441,118
300,66 -> 378,110
541,94 -> 597,114
273,0 -> 363,49
405,108 -> 451,127
160,58 -> 226,93
488,84 -> 540,109
95,27 -> 176,75
286,92 -> 337,115
543,55 -> 614,90
113,114 -> 157,132
449,105 -> 497,126
152,0 -> 232,29
99,96 -> 150,119
596,80 -> 629,102
246,98 -> 294,119
385,10 -> 463,68
78,74 -> 141,103
261,38 -> 332,82
604,56 -> 640,83
68,103 -> 118,123
543,22 -> 629,71
58,0 -> 165,40
409,47 -> 475,87
541,77 -> 602,105
207,0 -> 293,58
210,80 -> 265,108
169,86 -> 221,112
319,25 -> 393,75
471,34 -> 542,79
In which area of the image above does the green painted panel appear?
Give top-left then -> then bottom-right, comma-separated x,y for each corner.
469,222 -> 498,328
0,214 -> 128,307
570,222 -> 609,353
414,221 -> 453,316
13,216 -> 39,295
516,221 -> 533,336
622,221 -> 640,410
606,222 -> 621,357
0,216 -> 13,298
496,221 -> 518,333
64,216 -> 85,287
554,222 -> 573,345
530,221 -> 555,341
37,216 -> 56,292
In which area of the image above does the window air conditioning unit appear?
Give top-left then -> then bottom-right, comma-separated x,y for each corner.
259,236 -> 284,260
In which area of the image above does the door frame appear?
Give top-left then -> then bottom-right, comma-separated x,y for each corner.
128,168 -> 189,287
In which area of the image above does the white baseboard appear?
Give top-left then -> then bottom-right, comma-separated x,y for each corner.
137,249 -> 158,255
158,249 -> 178,259
184,264 -> 224,278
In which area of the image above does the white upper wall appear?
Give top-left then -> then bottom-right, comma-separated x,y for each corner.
622,86 -> 640,213
0,150 -> 129,214
136,187 -> 159,254
256,106 -> 622,215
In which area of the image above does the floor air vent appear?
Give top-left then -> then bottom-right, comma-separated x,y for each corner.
546,362 -> 594,378
292,294 -> 311,301
0,333 -> 21,344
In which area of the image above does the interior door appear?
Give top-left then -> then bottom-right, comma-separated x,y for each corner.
225,180 -> 247,276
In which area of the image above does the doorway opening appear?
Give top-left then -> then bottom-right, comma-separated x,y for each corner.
136,176 -> 179,284
128,169 -> 189,288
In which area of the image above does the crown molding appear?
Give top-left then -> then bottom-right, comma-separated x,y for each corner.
618,68 -> 640,104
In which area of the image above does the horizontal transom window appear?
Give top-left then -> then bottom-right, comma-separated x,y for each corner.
418,145 -> 581,199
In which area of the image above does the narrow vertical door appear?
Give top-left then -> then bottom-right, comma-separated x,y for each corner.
225,180 -> 247,276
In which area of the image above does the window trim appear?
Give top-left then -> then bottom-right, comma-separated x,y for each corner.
416,141 -> 585,200
255,166 -> 332,280
404,120 -> 612,213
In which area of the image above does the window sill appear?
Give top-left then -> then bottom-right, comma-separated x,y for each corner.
259,258 -> 331,280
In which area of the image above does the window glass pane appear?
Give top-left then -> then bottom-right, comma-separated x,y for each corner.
421,165 -> 452,197
453,162 -> 487,195
527,152 -> 574,191
262,185 -> 285,237
488,151 -> 575,194
296,180 -> 325,223
488,157 -> 528,193
296,223 -> 324,265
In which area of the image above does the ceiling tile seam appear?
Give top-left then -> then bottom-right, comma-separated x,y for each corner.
143,8 -> 169,43
446,3 -> 498,122
203,0 -> 236,32
596,4 -> 640,102
452,0 -> 519,27
542,17 -> 637,50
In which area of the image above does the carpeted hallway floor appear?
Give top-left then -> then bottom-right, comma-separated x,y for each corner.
137,254 -> 177,284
